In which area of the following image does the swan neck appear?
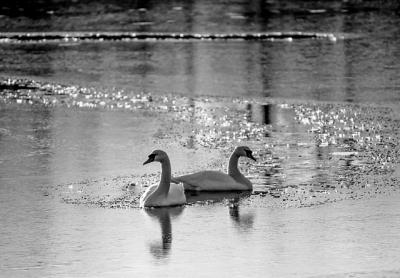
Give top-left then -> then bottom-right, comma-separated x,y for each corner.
228,151 -> 252,189
156,158 -> 171,196
228,153 -> 241,177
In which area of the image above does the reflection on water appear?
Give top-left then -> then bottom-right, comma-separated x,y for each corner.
143,207 -> 184,261
228,198 -> 255,232
185,191 -> 255,232
247,103 -> 279,125
246,103 -> 323,188
247,103 -> 300,130
2,9 -> 400,102
1,0 -> 399,34
185,190 -> 251,205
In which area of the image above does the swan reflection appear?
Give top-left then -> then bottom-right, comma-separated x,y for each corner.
185,190 -> 251,204
228,198 -> 255,232
143,207 -> 184,260
185,191 -> 255,232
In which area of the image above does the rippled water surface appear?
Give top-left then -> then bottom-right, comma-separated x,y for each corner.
1,1 -> 400,277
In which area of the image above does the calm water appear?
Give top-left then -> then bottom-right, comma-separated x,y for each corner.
1,1 -> 400,102
1,195 -> 400,277
1,1 -> 400,277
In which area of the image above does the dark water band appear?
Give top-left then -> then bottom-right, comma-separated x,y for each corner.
0,32 -> 338,43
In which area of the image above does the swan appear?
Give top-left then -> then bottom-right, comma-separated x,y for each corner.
140,150 -> 186,208
172,146 -> 256,191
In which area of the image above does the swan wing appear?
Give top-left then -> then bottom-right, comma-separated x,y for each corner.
139,183 -> 158,207
165,183 -> 186,206
141,183 -> 186,207
174,171 -> 248,191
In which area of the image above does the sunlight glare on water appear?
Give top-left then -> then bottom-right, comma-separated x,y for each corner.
1,80 -> 400,277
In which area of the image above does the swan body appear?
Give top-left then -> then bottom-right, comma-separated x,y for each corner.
175,171 -> 249,191
172,146 -> 256,191
140,150 -> 186,208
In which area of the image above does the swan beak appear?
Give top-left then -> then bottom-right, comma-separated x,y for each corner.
143,155 -> 155,165
248,153 -> 256,161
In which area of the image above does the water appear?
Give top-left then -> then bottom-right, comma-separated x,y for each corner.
1,0 -> 400,277
1,35 -> 400,102
1,2 -> 400,102
1,194 -> 400,277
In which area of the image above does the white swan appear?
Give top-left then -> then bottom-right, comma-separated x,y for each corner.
140,150 -> 186,208
172,146 -> 256,191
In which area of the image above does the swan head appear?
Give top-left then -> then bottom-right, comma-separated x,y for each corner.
235,146 -> 256,161
143,150 -> 169,165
